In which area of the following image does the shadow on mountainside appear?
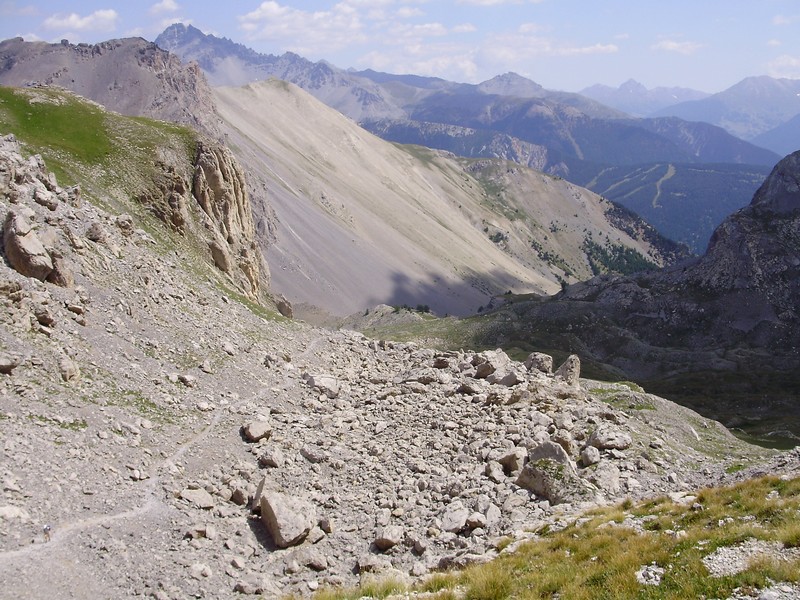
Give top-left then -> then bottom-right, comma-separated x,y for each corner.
377,268 -> 539,319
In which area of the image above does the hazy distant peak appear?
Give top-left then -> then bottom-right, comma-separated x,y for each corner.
477,72 -> 544,98
581,79 -> 709,117
619,79 -> 647,93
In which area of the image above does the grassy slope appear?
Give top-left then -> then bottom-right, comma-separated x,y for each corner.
0,86 -> 196,213
0,85 -> 251,299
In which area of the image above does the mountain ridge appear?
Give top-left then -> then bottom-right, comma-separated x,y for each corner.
653,75 -> 800,152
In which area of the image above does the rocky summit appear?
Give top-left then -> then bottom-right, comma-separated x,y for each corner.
1,129 -> 797,598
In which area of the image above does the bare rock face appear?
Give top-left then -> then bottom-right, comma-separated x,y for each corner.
138,162 -> 191,233
193,142 -> 264,297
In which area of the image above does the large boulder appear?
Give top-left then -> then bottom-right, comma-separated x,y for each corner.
260,491 -> 316,548
588,426 -> 633,450
515,441 -> 593,505
554,354 -> 581,386
3,212 -> 53,280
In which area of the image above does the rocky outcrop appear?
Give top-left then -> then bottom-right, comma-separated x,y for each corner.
131,138 -> 266,298
193,142 -> 263,297
0,135 -> 77,286
3,211 -> 53,280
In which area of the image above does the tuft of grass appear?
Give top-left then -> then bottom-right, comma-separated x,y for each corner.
779,521 -> 800,548
461,564 -> 512,600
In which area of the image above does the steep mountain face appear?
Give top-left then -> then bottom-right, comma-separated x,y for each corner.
0,36 -> 219,137
212,80 -> 683,321
654,76 -> 800,147
362,119 -> 557,173
580,79 -> 709,117
473,151 -> 800,440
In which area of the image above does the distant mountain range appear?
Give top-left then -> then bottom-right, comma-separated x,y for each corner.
653,76 -> 800,152
580,79 -> 710,117
156,23 -> 788,253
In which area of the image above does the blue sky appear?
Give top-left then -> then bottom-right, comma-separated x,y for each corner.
2,1 -> 800,92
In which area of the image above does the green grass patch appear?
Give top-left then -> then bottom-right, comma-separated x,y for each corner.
0,85 -> 196,210
114,390 -> 172,423
28,413 -> 88,431
0,86 -> 112,177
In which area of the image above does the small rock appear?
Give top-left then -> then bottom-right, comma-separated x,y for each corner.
181,488 -> 215,509
374,525 -> 404,551
242,420 -> 272,443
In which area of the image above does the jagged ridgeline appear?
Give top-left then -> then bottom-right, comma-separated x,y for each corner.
0,85 -> 267,300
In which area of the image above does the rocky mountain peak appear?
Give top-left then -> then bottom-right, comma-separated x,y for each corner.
477,71 -> 544,97
619,79 -> 647,94
749,150 -> 800,215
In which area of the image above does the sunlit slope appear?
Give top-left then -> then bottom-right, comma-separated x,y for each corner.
214,79 -> 676,318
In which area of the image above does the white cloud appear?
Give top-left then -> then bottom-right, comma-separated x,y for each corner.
42,9 -> 119,33
396,6 -> 424,18
238,1 -> 367,53
457,0 -> 544,4
149,0 -> 180,16
651,39 -> 703,55
768,39 -> 782,47
0,2 -> 38,17
773,14 -> 799,26
453,23 -> 477,33
388,21 -> 448,41
489,30 -> 617,59
768,54 -> 800,78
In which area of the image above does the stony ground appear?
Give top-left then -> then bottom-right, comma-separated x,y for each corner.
0,135 -> 797,599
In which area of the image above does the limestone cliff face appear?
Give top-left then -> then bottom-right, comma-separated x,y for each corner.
192,142 -> 264,298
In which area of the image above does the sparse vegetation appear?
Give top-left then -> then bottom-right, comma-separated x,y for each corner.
28,413 -> 88,431
583,238 -> 657,276
313,475 -> 800,600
